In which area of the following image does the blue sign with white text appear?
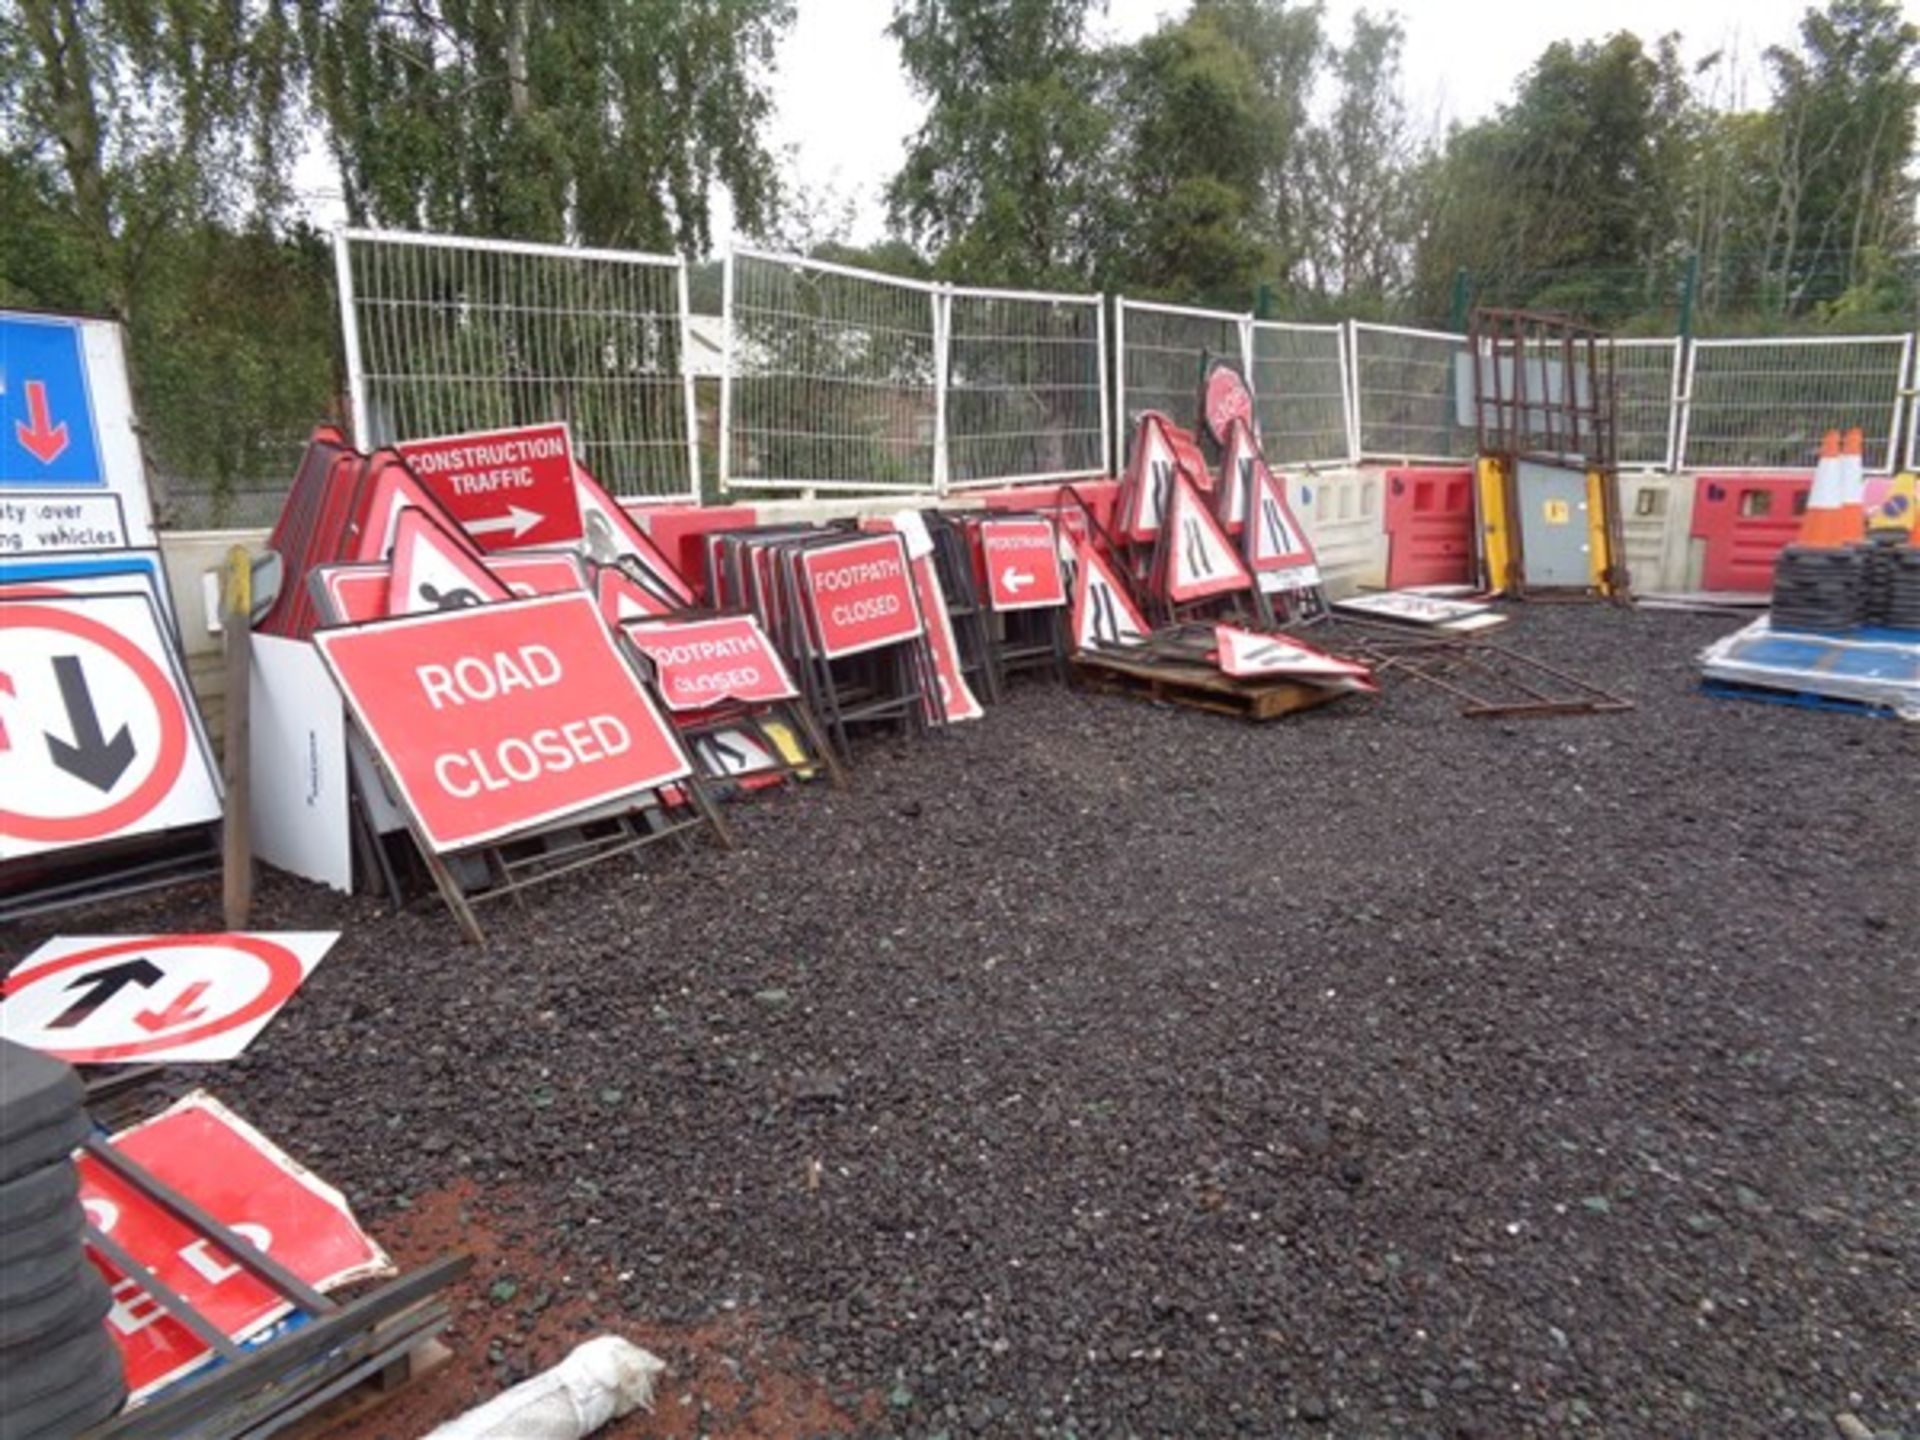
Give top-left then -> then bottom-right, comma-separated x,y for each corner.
1,315 -> 103,487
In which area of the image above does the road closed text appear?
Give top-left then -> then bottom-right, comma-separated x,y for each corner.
314,593 -> 689,852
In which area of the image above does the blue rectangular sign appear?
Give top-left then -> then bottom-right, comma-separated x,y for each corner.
1,314 -> 104,488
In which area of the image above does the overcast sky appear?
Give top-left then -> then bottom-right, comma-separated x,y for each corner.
301,0 -> 1822,245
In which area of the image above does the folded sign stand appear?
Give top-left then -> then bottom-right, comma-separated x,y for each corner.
314,592 -> 727,941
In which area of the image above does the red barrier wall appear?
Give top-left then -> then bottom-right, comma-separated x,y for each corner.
1384,467 -> 1475,589
1689,474 -> 1812,592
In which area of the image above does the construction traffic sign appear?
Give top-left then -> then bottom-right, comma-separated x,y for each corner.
395,422 -> 584,550
313,591 -> 692,852
1,932 -> 338,1065
0,592 -> 221,861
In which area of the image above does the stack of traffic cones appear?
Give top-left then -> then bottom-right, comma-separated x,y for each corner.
1797,428 -> 1866,549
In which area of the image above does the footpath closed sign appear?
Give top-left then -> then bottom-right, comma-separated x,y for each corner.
396,422 -> 583,550
800,534 -> 923,659
624,615 -> 797,713
314,591 -> 690,852
80,1091 -> 392,1399
979,518 -> 1067,610
0,592 -> 221,860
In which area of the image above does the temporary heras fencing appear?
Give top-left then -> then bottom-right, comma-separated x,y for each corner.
334,228 -> 701,503
720,247 -> 1110,495
1676,333 -> 1914,474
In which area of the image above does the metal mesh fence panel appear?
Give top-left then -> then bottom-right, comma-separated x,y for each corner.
337,229 -> 698,500
1350,322 -> 1471,462
1607,339 -> 1680,470
1249,322 -> 1352,465
944,288 -> 1107,488
1115,299 -> 1248,464
1680,335 -> 1912,472
722,248 -> 940,494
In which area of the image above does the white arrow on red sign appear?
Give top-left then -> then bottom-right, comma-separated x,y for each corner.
1000,567 -> 1033,594
464,504 -> 544,541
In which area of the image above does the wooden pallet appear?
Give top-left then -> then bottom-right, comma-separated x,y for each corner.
1071,651 -> 1355,721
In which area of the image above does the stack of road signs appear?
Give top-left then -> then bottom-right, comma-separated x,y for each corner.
0,1040 -> 125,1439
921,513 -> 1000,705
622,612 -> 843,792
705,525 -> 950,761
313,591 -> 725,940
2,310 -> 224,920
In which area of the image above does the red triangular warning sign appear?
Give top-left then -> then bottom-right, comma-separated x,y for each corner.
1071,541 -> 1149,651
572,463 -> 693,608
1119,415 -> 1180,543
1164,473 -> 1251,603
1213,624 -> 1374,685
351,458 -> 462,562
1246,465 -> 1320,590
595,561 -> 675,624
1217,420 -> 1260,533
385,507 -> 513,616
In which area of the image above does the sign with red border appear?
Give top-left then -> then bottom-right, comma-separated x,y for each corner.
80,1091 -> 391,1400
0,592 -> 221,860
623,615 -> 798,713
313,592 -> 691,852
1,932 -> 337,1064
799,534 -> 922,659
1204,362 -> 1254,448
396,421 -> 583,550
1213,625 -> 1373,683
980,518 -> 1068,611
386,506 -> 512,616
312,562 -> 391,625
488,549 -> 587,598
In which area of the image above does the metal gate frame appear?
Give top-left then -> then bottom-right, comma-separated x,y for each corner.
334,227 -> 700,503
1676,332 -> 1914,475
1113,297 -> 1253,469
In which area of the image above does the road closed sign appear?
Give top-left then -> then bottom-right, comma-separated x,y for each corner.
800,534 -> 923,659
314,591 -> 690,852
624,615 -> 798,713
396,422 -> 584,550
979,518 -> 1067,611
2,932 -> 337,1064
0,592 -> 221,860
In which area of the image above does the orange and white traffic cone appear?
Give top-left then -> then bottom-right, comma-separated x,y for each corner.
1789,432 -> 1850,549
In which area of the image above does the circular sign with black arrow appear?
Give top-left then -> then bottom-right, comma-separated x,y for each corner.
0,594 -> 221,859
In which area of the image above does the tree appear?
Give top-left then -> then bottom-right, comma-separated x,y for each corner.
886,0 -> 1115,287
299,0 -> 795,253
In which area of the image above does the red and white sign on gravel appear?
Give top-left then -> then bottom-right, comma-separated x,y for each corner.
624,615 -> 798,714
314,592 -> 690,852
799,534 -> 923,659
79,1091 -> 392,1400
396,421 -> 583,550
1213,625 -> 1374,683
979,518 -> 1067,611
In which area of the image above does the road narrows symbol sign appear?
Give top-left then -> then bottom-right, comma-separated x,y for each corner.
0,592 -> 220,859
1166,474 -> 1251,602
395,421 -> 584,550
980,518 -> 1068,611
1,933 -> 338,1064
1071,542 -> 1149,652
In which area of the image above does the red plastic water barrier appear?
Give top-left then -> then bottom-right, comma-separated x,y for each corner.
1690,474 -> 1812,592
631,503 -> 759,603
1384,467 -> 1474,589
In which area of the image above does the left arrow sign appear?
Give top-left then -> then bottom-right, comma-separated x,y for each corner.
44,653 -> 136,792
47,957 -> 163,1029
15,380 -> 71,464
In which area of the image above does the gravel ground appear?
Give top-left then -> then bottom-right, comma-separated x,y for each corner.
8,605 -> 1917,1438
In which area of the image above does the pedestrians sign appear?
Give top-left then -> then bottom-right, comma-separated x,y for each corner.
800,534 -> 924,659
0,592 -> 221,860
980,518 -> 1068,611
572,464 -> 693,606
623,615 -> 798,713
395,422 -> 584,550
2,932 -> 337,1064
80,1091 -> 391,1400
2,311 -> 153,543
313,591 -> 692,853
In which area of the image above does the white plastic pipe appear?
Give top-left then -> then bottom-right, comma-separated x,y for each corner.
422,1337 -> 666,1440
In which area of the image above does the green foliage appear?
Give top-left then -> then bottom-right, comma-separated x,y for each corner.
299,0 -> 794,253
